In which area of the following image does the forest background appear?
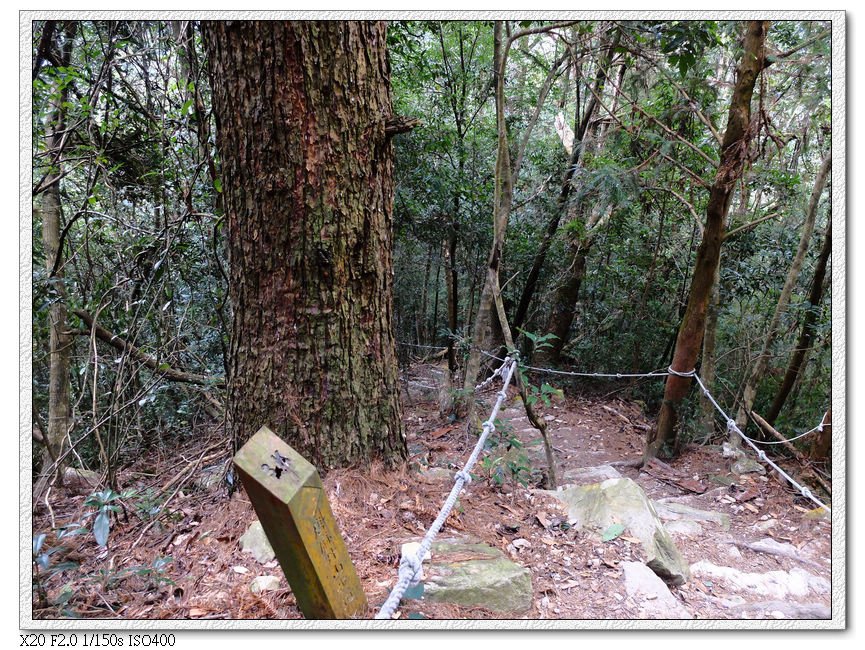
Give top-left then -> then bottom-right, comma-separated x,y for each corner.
13,6 -> 856,636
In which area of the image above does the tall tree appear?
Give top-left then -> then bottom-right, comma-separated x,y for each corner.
35,21 -> 77,481
203,21 -> 406,468
766,221 -> 832,424
644,20 -> 770,461
734,153 -> 831,432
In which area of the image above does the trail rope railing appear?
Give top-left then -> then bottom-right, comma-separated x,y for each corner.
375,354 -> 518,619
378,347 -> 830,618
689,371 -> 831,513
742,412 -> 829,446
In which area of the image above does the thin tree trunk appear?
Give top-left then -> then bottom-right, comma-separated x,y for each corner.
462,22 -> 514,400
535,201 -> 613,366
734,153 -> 831,433
37,22 -> 76,481
698,261 -> 722,435
203,21 -> 406,467
766,222 -> 832,423
645,21 -> 770,462
445,226 -> 459,373
416,243 -> 433,345
512,27 -> 621,333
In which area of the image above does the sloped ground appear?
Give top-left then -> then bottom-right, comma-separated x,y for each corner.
31,363 -> 832,622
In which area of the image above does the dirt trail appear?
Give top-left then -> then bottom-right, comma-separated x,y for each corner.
31,364 -> 833,621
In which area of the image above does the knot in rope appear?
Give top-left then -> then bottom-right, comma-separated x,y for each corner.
483,419 -> 496,432
726,418 -> 737,433
455,470 -> 472,485
757,449 -> 767,462
498,390 -> 509,402
668,366 -> 696,378
399,551 -> 423,585
800,487 -> 812,500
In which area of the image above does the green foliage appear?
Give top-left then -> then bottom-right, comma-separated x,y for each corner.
83,488 -> 134,547
29,19 -> 833,516
601,523 -> 625,542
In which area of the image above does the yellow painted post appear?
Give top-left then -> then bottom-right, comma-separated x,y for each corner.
233,426 -> 367,619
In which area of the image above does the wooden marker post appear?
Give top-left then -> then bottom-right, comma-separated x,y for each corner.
233,426 -> 367,619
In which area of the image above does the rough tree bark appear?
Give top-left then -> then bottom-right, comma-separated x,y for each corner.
203,21 -> 406,468
644,20 -> 770,462
734,153 -> 831,433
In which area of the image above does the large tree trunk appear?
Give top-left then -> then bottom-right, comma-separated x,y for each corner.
766,222 -> 832,424
734,153 -> 831,433
645,20 -> 769,462
203,21 -> 406,468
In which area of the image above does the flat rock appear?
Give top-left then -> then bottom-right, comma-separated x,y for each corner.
560,464 -> 622,486
250,575 -> 281,594
727,600 -> 831,620
417,466 -> 456,483
422,537 -> 532,614
239,521 -> 276,564
653,500 -> 730,530
690,561 -> 830,600
622,561 -> 692,619
664,519 -> 704,537
542,478 -> 689,585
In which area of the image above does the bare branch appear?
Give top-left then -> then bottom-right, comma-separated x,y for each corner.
73,309 -> 224,387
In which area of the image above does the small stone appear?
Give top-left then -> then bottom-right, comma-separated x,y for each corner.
417,466 -> 456,483
756,518 -> 778,532
239,521 -> 276,564
732,457 -> 766,476
250,575 -> 281,594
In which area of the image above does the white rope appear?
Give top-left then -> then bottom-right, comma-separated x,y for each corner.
375,356 -> 518,619
477,350 -> 830,513
398,342 -> 449,351
742,412 -> 830,446
691,374 -> 830,513
478,349 -> 669,379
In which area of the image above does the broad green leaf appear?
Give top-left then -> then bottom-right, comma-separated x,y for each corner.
93,510 -> 111,547
601,523 -> 625,542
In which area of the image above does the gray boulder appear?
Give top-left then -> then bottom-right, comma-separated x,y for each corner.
421,537 -> 533,614
622,561 -> 692,619
542,478 -> 690,585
